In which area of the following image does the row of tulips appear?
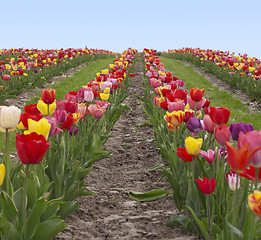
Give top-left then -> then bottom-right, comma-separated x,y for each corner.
163,48 -> 261,101
0,47 -> 117,104
0,47 -> 137,240
141,48 -> 261,239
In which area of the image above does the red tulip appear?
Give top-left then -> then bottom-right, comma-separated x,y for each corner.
19,112 -> 43,129
209,107 -> 230,125
215,124 -> 231,146
177,147 -> 193,162
24,104 -> 41,115
61,113 -> 74,130
64,101 -> 78,113
16,132 -> 50,164
195,177 -> 216,194
240,165 -> 261,181
203,114 -> 215,133
41,89 -> 56,104
189,87 -> 205,102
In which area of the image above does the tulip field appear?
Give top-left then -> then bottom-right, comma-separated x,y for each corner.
0,47 -> 261,239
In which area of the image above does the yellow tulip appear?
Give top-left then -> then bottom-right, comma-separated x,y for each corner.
5,64 -> 11,70
28,118 -> 51,140
109,64 -> 114,68
73,113 -> 82,125
0,164 -> 5,186
164,111 -> 185,126
248,190 -> 261,217
103,88 -> 110,94
0,106 -> 21,132
37,100 -> 56,116
102,69 -> 108,75
100,93 -> 110,101
185,136 -> 203,156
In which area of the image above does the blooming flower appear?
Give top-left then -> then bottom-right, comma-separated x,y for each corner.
186,117 -> 202,132
27,118 -> 51,140
164,111 -> 185,127
248,190 -> 261,217
37,100 -> 56,116
226,170 -> 241,191
41,89 -> 56,104
189,87 -> 205,102
185,136 -> 203,156
215,124 -> 231,146
200,149 -> 217,164
229,123 -> 254,141
177,147 -> 193,162
195,177 -> 216,194
0,106 -> 21,132
16,132 -> 50,164
88,104 -> 106,118
209,107 -> 230,125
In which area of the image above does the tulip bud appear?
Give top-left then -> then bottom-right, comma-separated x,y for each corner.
0,106 -> 21,132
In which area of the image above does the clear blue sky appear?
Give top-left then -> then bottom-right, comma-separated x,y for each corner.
1,0 -> 261,59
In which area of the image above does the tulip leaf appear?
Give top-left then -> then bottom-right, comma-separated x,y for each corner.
225,218 -> 244,239
57,201 -> 79,219
0,216 -> 21,240
1,191 -> 18,226
26,198 -> 48,239
40,198 -> 62,222
27,176 -> 38,209
167,215 -> 189,229
188,206 -> 210,240
147,163 -> 164,172
126,189 -> 169,202
33,217 -> 65,240
78,167 -> 92,180
13,188 -> 24,232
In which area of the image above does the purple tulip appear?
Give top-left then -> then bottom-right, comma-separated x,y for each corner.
69,126 -> 79,136
186,117 -> 202,132
229,123 -> 254,141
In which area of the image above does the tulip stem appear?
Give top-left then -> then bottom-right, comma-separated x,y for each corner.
194,102 -> 197,116
47,104 -> 50,116
232,172 -> 238,239
5,130 -> 10,194
206,195 -> 212,238
23,164 -> 30,240
255,167 -> 258,190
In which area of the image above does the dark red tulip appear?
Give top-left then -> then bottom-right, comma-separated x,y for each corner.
41,89 -> 56,104
189,87 -> 205,102
61,113 -> 74,130
209,107 -> 230,125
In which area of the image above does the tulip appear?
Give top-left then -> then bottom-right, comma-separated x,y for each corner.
24,104 -> 41,115
56,100 -> 66,110
84,90 -> 94,103
69,126 -> 79,136
203,114 -> 215,133
164,111 -> 185,127
64,101 -> 78,113
184,110 -> 194,122
0,106 -> 21,132
168,101 -> 185,112
88,104 -> 106,118
53,110 -> 67,124
41,89 -> 56,104
45,116 -> 63,137
61,113 -> 74,130
229,123 -> 254,141
200,149 -> 217,164
37,100 -> 56,116
72,113 -> 82,125
195,177 -> 216,194
248,190 -> 261,217
1,74 -> 11,81
149,78 -> 161,88
16,132 -> 50,164
75,106 -> 86,121
237,131 -> 261,168
240,165 -> 261,181
27,118 -> 51,140
17,112 -> 43,130
65,92 -> 78,103
209,107 -> 230,125
0,164 -> 5,186
215,124 -> 231,146
100,93 -> 110,101
187,96 -> 206,111
190,87 -> 205,102
177,147 -> 193,162
95,100 -> 110,109
186,117 -> 202,132
226,170 -> 241,191
185,136 -> 203,156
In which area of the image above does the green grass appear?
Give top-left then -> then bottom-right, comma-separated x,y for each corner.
0,57 -> 115,157
161,56 -> 261,130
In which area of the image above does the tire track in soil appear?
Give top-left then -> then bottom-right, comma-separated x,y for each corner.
56,59 -> 196,240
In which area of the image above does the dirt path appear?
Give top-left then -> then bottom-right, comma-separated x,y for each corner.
56,60 -> 196,240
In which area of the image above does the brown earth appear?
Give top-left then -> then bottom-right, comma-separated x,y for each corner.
55,60 -> 197,240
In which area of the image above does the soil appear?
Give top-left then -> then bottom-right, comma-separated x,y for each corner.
55,60 -> 197,240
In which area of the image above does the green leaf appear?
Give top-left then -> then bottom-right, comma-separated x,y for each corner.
126,189 -> 169,202
147,163 -> 164,172
57,201 -> 79,219
33,218 -> 65,240
26,198 -> 48,239
1,191 -> 18,226
188,206 -> 210,240
13,188 -> 24,232
27,176 -> 38,209
0,216 -> 21,240
40,198 -> 62,222
226,218 -> 244,239
166,215 -> 189,229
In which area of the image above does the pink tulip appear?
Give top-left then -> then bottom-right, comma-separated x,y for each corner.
149,78 -> 161,88
95,100 -> 110,109
45,116 -> 63,137
53,110 -> 67,124
56,100 -> 66,110
187,96 -> 206,110
203,114 -> 215,133
215,124 -> 231,146
65,93 -> 78,103
100,82 -> 112,91
200,149 -> 217,164
146,71 -> 152,78
84,90 -> 94,103
75,107 -> 86,121
237,131 -> 261,168
88,104 -> 106,118
168,100 -> 185,112
2,74 -> 11,81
